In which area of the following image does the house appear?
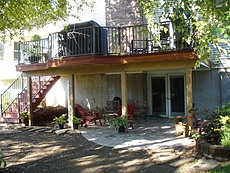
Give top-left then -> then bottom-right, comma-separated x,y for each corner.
1,0 -> 229,131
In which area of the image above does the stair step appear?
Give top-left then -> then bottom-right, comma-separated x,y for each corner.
0,117 -> 19,123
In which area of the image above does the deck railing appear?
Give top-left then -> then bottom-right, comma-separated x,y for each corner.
18,24 -> 195,64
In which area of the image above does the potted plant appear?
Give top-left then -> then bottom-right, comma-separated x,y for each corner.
108,114 -> 131,132
53,114 -> 67,129
19,112 -> 29,125
73,116 -> 81,130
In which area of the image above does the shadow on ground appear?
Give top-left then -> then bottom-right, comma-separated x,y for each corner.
0,128 -> 178,173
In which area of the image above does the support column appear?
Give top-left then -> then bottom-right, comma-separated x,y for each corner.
68,74 -> 75,129
121,71 -> 127,115
186,67 -> 193,136
27,77 -> 33,126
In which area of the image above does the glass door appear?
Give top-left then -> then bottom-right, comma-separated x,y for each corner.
151,76 -> 167,117
169,75 -> 185,117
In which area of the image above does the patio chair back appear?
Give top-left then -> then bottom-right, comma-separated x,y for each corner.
75,104 -> 102,128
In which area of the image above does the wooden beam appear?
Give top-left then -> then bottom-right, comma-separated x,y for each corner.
27,77 -> 33,126
67,74 -> 75,129
22,59 -> 196,77
121,71 -> 127,115
16,50 -> 197,72
186,67 -> 193,136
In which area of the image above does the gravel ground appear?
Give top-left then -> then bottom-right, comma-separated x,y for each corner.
0,126 -> 195,173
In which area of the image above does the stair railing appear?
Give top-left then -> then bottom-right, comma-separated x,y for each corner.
0,73 -> 26,116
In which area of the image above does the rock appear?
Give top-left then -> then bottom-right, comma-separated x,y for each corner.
190,158 -> 220,172
170,157 -> 195,167
55,129 -> 68,135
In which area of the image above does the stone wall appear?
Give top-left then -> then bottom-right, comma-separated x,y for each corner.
105,0 -> 146,26
196,139 -> 230,162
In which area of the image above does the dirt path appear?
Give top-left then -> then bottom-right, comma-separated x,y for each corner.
0,126 -> 179,173
0,127 -> 201,173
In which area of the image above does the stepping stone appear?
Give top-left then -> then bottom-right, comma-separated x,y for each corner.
155,155 -> 180,164
27,128 -> 38,132
35,128 -> 48,132
55,129 -> 68,135
170,157 -> 195,167
25,127 -> 33,130
189,159 -> 220,172
44,129 -> 54,133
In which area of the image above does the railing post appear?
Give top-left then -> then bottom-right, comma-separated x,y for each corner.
21,73 -> 24,90
0,94 -> 2,117
92,26 -> 96,54
17,93 -> 20,118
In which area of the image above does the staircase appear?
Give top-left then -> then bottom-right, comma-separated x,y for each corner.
0,75 -> 60,123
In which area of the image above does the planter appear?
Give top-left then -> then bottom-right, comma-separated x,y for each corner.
73,124 -> 79,130
20,118 -> 28,126
118,125 -> 126,133
57,123 -> 64,129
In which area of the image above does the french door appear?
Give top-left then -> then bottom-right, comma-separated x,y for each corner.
151,75 -> 185,118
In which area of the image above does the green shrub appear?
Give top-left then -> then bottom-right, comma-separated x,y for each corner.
0,149 -> 6,168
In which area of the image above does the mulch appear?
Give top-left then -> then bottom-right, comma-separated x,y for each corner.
0,127 -> 177,173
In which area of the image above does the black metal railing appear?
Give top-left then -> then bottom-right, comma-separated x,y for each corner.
18,24 -> 195,64
0,74 -> 25,116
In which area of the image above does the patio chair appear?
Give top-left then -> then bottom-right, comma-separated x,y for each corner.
127,103 -> 135,129
133,101 -> 148,123
75,104 -> 102,128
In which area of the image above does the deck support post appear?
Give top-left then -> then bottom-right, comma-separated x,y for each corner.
186,67 -> 193,136
27,76 -> 33,126
121,71 -> 127,115
68,74 -> 75,129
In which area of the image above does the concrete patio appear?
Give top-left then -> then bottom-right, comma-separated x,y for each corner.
80,116 -> 194,151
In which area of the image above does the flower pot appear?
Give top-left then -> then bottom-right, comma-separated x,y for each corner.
57,123 -> 64,129
118,125 -> 126,133
73,124 -> 79,130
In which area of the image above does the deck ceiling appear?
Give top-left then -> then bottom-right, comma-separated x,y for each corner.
16,50 -> 197,76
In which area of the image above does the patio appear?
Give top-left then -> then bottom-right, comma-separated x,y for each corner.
80,116 -> 194,151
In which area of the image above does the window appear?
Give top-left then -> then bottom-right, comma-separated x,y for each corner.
14,42 -> 19,61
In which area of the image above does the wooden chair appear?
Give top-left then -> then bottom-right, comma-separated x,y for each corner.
133,101 -> 148,123
75,104 -> 102,128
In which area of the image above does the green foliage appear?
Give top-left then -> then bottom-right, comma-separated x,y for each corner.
53,113 -> 67,125
0,149 -> 6,168
202,112 -> 222,145
201,103 -> 230,146
108,114 -> 131,132
191,130 -> 201,140
19,111 -> 29,120
73,116 -> 81,125
0,0 -> 94,40
209,163 -> 230,173
137,0 -> 230,63
218,103 -> 230,146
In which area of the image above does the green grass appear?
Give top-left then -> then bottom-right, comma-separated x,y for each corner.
209,163 -> 230,173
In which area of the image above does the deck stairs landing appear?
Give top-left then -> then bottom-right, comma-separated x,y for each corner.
0,75 -> 60,123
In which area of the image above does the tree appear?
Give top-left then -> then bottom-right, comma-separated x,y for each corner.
137,0 -> 230,64
0,0 -> 94,40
